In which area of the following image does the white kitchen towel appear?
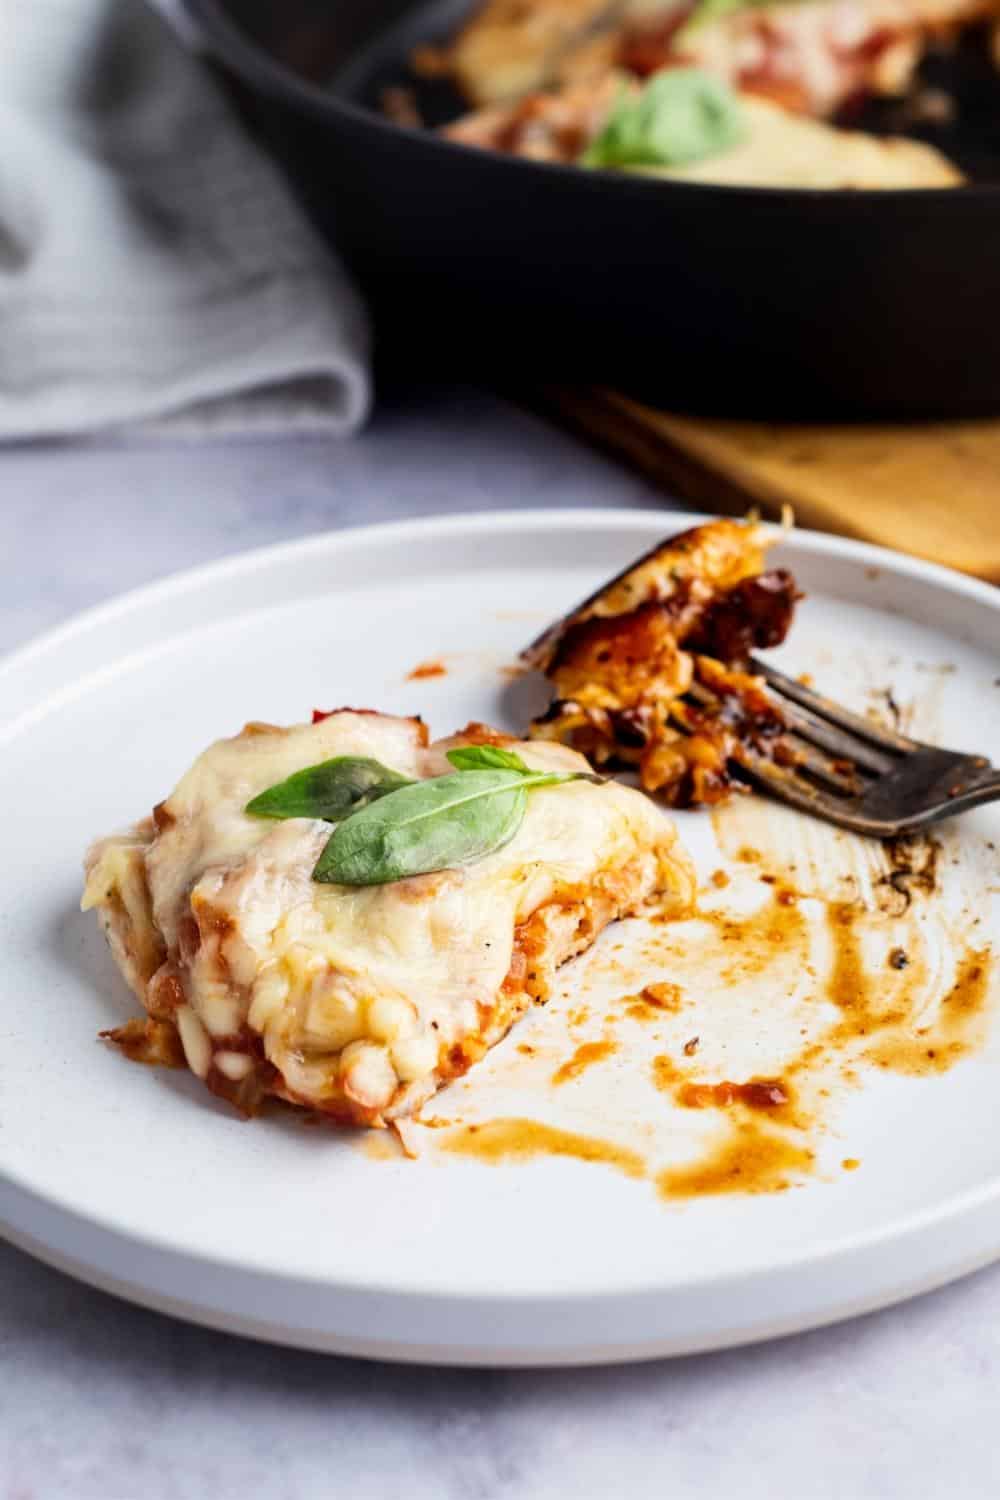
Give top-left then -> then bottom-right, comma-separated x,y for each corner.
0,0 -> 371,440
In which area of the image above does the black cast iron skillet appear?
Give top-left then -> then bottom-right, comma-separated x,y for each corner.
186,0 -> 1000,416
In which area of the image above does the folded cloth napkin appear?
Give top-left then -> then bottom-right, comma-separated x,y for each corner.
0,0 -> 371,439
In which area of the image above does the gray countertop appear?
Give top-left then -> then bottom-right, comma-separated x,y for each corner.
3,388 -> 999,1500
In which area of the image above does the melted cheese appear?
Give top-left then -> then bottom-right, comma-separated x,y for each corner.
643,96 -> 962,187
145,713 -> 427,951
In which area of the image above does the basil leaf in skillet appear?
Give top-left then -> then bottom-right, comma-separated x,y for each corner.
245,756 -> 413,823
313,764 -> 589,886
581,70 -> 747,171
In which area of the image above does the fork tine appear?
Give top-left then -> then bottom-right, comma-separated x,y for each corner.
755,690 -> 896,776
778,737 -> 864,796
679,685 -> 862,795
734,751 -> 865,828
672,663 -> 998,837
751,658 -> 917,755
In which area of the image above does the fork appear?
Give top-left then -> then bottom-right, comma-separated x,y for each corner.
690,658 -> 1000,838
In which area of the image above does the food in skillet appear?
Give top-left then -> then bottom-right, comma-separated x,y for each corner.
524,517 -> 801,806
83,712 -> 694,1124
426,0 -> 999,113
411,0 -> 997,185
444,66 -> 962,184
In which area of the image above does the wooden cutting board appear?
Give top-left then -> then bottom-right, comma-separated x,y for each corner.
541,388 -> 1000,584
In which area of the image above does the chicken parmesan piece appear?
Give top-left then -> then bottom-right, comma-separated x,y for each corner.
524,518 -> 801,806
83,711 -> 694,1126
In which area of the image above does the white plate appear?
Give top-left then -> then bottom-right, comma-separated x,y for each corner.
1,510 -> 999,1367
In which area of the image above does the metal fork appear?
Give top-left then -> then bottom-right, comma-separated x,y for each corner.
691,658 -> 1000,838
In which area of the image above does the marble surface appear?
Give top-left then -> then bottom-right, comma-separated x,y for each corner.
3,387 -> 999,1500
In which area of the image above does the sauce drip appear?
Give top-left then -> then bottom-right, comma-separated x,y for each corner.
713,795 -> 941,916
624,981 -> 684,1020
406,658 -> 447,680
431,851 -> 994,1207
442,1118 -> 646,1179
825,902 -> 879,1024
657,1119 -> 813,1200
652,1051 -> 796,1119
652,1053 -> 683,1091
866,946 -> 992,1074
700,889 -> 810,984
551,1039 -> 618,1086
822,903 -> 993,1076
676,1078 -> 790,1112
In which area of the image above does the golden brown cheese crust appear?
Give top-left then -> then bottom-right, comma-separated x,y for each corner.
526,519 -> 799,806
84,711 -> 695,1126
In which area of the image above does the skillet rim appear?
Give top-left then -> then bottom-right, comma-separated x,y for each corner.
186,0 -> 1000,207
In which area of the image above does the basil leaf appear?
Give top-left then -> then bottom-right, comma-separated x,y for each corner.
447,744 -> 605,784
581,70 -> 746,171
313,767 -> 581,886
246,756 -> 412,823
446,744 -> 532,773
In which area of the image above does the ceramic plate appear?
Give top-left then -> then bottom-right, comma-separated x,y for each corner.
1,510 -> 998,1366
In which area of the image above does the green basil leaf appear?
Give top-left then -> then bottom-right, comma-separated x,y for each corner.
581,70 -> 746,171
313,767 -> 583,886
447,744 -> 605,784
446,744 -> 532,773
246,756 -> 412,823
